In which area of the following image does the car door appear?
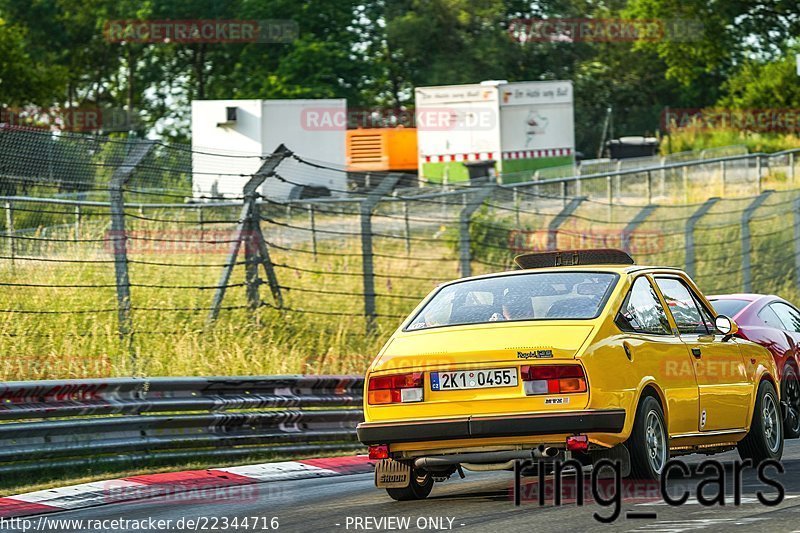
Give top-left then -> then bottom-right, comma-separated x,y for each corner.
614,275 -> 700,436
653,276 -> 751,431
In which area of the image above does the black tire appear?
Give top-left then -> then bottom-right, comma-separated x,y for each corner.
738,380 -> 784,462
781,365 -> 800,439
624,395 -> 668,480
386,469 -> 433,501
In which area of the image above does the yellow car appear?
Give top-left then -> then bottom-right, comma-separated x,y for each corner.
357,249 -> 783,500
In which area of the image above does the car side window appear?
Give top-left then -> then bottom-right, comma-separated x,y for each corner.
615,277 -> 671,335
758,305 -> 785,330
770,302 -> 800,333
654,277 -> 710,335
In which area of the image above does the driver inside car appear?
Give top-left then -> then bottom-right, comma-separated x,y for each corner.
489,287 -> 533,321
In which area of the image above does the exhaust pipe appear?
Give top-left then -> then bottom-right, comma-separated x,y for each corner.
413,445 -> 560,469
533,445 -> 559,459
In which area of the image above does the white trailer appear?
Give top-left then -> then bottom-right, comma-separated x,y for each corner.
191,99 -> 347,200
415,80 -> 574,183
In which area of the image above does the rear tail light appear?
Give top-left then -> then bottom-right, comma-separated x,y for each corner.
566,434 -> 589,452
369,445 -> 390,459
520,365 -> 587,396
368,372 -> 423,405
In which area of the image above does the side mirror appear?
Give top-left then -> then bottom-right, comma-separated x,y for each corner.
715,315 -> 739,341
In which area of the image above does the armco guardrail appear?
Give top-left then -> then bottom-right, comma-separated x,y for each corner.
0,376 -> 364,473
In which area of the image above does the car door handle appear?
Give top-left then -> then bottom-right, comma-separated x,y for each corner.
691,348 -> 702,358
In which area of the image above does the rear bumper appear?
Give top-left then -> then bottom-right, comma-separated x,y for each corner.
357,409 -> 626,445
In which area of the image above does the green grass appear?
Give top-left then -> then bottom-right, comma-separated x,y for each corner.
2,183 -> 800,380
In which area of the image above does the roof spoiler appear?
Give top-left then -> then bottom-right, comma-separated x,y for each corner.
514,249 -> 635,269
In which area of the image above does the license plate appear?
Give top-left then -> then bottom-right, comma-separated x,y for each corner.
430,368 -> 518,391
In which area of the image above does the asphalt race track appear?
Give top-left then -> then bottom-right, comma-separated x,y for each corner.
7,442 -> 800,533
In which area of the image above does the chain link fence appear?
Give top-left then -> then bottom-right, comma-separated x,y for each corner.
1,126 -> 800,380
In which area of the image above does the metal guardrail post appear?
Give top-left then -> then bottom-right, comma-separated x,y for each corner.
622,205 -> 658,255
4,201 -> 14,268
561,181 -> 568,207
108,141 -> 154,360
547,197 -> 586,251
360,173 -> 402,334
207,145 -> 290,324
720,160 -> 726,196
684,198 -> 719,279
742,190 -> 773,292
459,185 -> 496,277
790,152 -> 796,184
646,170 -> 653,204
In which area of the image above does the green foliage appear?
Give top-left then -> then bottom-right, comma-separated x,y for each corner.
2,1 -> 799,154
662,128 -> 800,154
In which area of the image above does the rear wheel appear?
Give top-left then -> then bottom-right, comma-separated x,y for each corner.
781,365 -> 800,439
386,469 -> 433,501
625,395 -> 668,480
738,380 -> 784,462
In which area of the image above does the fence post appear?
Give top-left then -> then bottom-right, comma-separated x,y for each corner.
403,200 -> 410,256
4,201 -> 14,268
561,181 -> 568,207
684,198 -> 719,279
207,145 -> 290,324
741,190 -> 773,292
108,140 -> 154,365
606,175 -> 613,220
794,197 -> 800,292
308,204 -> 317,259
720,160 -> 726,197
660,156 -> 666,197
622,205 -> 658,256
74,205 -> 81,242
197,205 -> 204,240
458,185 -> 496,278
360,173 -> 402,334
244,200 -> 260,313
646,170 -> 653,204
790,152 -> 796,184
546,197 -> 586,252
682,165 -> 689,203
756,156 -> 762,194
575,166 -> 582,198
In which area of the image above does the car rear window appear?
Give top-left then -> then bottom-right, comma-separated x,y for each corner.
709,299 -> 750,317
405,272 -> 618,331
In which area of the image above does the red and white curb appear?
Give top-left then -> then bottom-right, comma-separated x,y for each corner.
0,456 -> 374,519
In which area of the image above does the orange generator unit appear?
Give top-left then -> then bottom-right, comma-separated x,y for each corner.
346,128 -> 418,173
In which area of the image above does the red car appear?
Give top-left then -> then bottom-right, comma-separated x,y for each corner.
709,293 -> 800,438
